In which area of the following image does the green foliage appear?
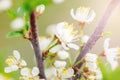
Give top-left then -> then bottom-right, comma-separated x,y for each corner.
98,58 -> 120,80
6,30 -> 23,38
102,31 -> 112,37
7,9 -> 18,19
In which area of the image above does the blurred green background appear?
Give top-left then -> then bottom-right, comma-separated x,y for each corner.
0,0 -> 120,79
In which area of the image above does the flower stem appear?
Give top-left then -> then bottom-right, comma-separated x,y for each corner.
71,0 -> 120,79
30,11 -> 46,79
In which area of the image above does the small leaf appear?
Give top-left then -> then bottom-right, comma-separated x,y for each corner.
97,58 -> 109,80
6,31 -> 23,38
24,22 -> 29,30
7,9 -> 17,19
102,31 -> 112,37
109,68 -> 120,80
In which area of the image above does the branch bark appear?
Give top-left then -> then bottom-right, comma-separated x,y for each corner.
71,0 -> 120,79
30,11 -> 46,79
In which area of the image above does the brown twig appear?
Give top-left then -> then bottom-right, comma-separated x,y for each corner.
30,11 -> 46,79
71,0 -> 120,79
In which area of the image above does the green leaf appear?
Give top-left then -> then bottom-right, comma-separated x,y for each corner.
97,58 -> 109,80
108,68 -> 120,80
6,31 -> 23,38
24,22 -> 29,30
102,31 -> 112,37
7,9 -> 17,19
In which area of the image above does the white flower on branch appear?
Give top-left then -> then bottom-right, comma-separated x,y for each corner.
85,53 -> 98,72
20,67 -> 39,80
57,68 -> 74,78
36,4 -> 45,15
104,38 -> 119,70
0,0 -> 12,11
10,18 -> 25,30
5,50 -> 27,73
55,22 -> 79,50
70,7 -> 96,23
84,53 -> 102,80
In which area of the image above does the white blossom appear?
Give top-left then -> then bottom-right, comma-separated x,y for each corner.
36,4 -> 45,15
5,50 -> 27,73
55,22 -> 79,50
60,68 -> 74,78
46,24 -> 57,35
10,18 -> 24,30
52,0 -> 64,4
70,7 -> 96,23
20,67 -> 39,80
0,0 -> 12,11
85,53 -> 98,72
84,53 -> 102,80
104,38 -> 119,70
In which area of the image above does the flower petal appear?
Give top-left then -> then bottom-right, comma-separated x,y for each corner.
32,67 -> 39,77
20,68 -> 29,76
13,50 -> 21,60
67,43 -> 79,50
54,60 -> 66,68
20,60 -> 27,66
57,50 -> 69,60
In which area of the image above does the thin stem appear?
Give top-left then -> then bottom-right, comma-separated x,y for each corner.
71,0 -> 120,79
30,11 -> 46,79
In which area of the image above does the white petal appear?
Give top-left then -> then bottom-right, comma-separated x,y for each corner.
36,4 -> 45,14
46,24 -> 56,35
104,38 -> 110,52
20,60 -> 27,66
54,60 -> 66,68
11,65 -> 19,71
32,67 -> 39,77
67,43 -> 79,50
52,0 -> 64,4
70,9 -> 78,21
81,35 -> 89,43
86,10 -> 96,22
11,18 -> 24,30
61,42 -> 69,50
39,37 -> 52,51
110,61 -> 118,70
13,50 -> 21,60
5,65 -> 19,73
57,50 -> 69,60
50,45 -> 62,53
5,67 -> 12,73
85,53 -> 98,62
20,68 -> 29,76
45,67 -> 57,79
0,0 -> 12,11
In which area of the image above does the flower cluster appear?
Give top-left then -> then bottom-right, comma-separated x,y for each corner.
5,50 -> 40,80
5,50 -> 27,73
4,1 -> 120,80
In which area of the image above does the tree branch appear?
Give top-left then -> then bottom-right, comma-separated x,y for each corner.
30,11 -> 46,79
71,0 -> 120,79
